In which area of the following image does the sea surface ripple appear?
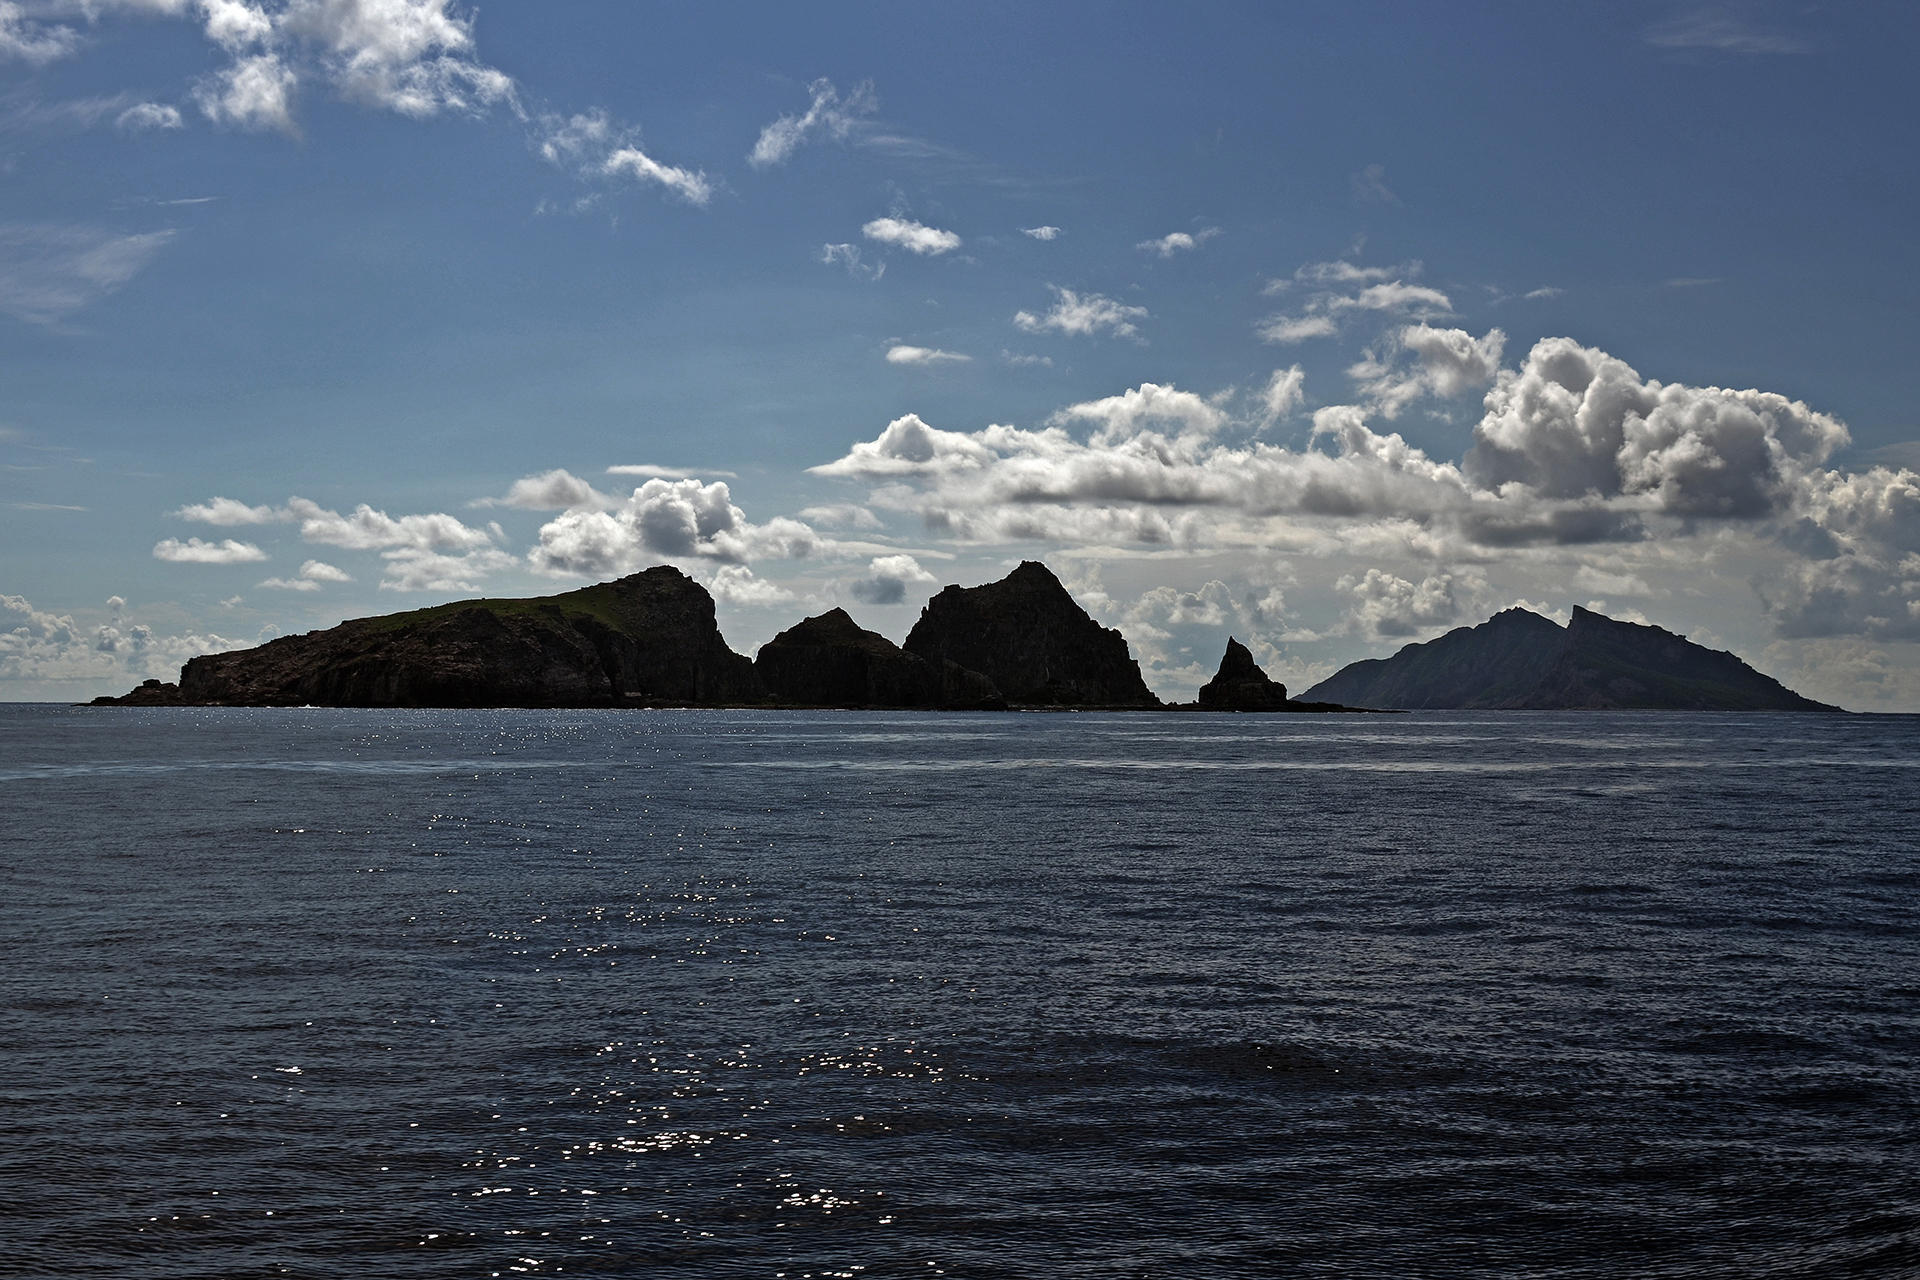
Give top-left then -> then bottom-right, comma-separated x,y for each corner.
2,705 -> 1916,1278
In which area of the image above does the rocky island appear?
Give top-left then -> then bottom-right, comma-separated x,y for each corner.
1302,606 -> 1838,711
91,563 -> 1835,713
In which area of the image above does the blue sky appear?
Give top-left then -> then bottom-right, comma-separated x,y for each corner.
3,0 -> 1918,707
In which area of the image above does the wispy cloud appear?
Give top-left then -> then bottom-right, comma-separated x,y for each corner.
116,102 -> 184,131
0,224 -> 177,325
605,464 -> 739,480
1013,286 -> 1148,341
886,344 -> 971,366
535,110 -> 712,205
1021,225 -> 1060,241
1351,163 -> 1399,204
748,77 -> 875,167
1645,8 -> 1807,54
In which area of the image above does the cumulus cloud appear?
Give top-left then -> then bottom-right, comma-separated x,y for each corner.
259,558 -> 351,590
1137,228 -> 1220,258
0,224 -> 177,325
805,336 -> 1902,616
174,496 -> 286,525
1002,350 -> 1052,368
886,344 -> 971,366
484,468 -> 618,511
1347,324 -> 1505,417
1257,259 -> 1451,344
153,536 -> 269,563
748,77 -> 875,167
2,592 -> 242,690
528,478 -> 818,578
116,102 -> 184,131
1339,568 -> 1460,637
193,52 -> 299,132
847,553 -> 937,605
1466,336 -> 1846,518
862,217 -> 961,256
536,110 -> 711,205
1021,225 -> 1060,241
708,564 -> 795,606
1013,286 -> 1148,341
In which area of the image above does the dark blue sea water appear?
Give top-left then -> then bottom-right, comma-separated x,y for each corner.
2,705 -> 1917,1278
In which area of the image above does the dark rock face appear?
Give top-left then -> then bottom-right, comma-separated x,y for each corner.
90,678 -> 185,707
1196,638 -> 1291,710
1303,605 -> 1840,711
755,608 -> 1004,709
174,566 -> 764,707
904,561 -> 1160,707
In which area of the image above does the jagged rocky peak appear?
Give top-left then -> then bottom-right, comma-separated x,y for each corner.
904,561 -> 1160,707
1196,638 -> 1291,710
167,565 -> 765,708
754,608 -> 1003,709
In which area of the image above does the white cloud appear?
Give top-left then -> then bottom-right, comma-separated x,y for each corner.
0,3 -> 81,64
862,217 -> 961,256
847,553 -> 937,605
1137,228 -> 1220,258
174,496 -> 287,525
2,592 -> 242,690
528,478 -> 818,578
0,224 -> 177,325
1525,286 -> 1563,300
1261,365 -> 1305,424
194,52 -> 298,133
819,242 -> 882,280
1466,336 -> 1847,518
287,496 -> 494,552
259,557 -> 351,590
1259,315 -> 1338,344
153,536 -> 269,563
1013,286 -> 1148,340
485,468 -> 618,510
606,463 -> 738,479
536,110 -> 711,205
1257,259 -> 1452,344
798,503 -> 883,530
1339,568 -> 1459,637
116,102 -> 184,131
603,146 -> 712,205
748,77 -> 874,167
708,564 -> 795,606
1348,324 -> 1505,418
1053,382 -> 1227,442
1002,350 -> 1052,367
1021,225 -> 1060,241
886,344 -> 971,366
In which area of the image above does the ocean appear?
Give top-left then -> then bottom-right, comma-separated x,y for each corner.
2,705 -> 1916,1278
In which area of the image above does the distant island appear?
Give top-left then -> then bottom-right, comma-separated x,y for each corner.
91,563 -> 1835,713
1302,606 -> 1838,711
94,561 -> 1352,712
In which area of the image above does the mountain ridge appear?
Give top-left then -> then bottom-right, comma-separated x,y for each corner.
1302,606 -> 1838,711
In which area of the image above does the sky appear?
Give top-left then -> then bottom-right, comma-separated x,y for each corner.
2,0 -> 1918,708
